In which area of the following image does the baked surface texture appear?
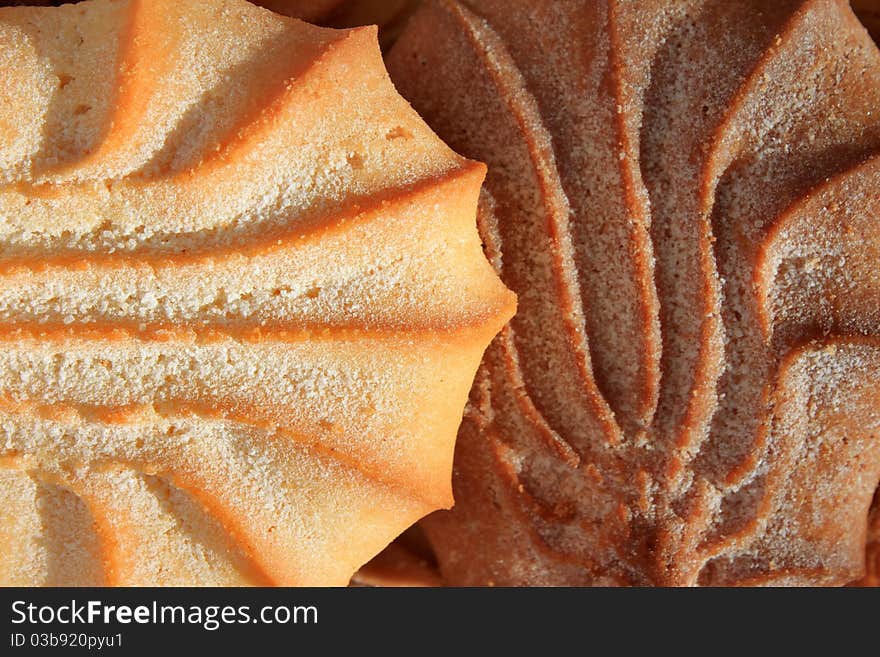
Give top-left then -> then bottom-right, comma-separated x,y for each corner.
0,0 -> 514,586
388,0 -> 880,586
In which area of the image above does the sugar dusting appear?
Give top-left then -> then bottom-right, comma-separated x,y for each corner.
389,0 -> 880,585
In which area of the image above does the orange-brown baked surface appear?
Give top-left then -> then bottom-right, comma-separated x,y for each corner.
0,0 -> 514,586
388,0 -> 880,586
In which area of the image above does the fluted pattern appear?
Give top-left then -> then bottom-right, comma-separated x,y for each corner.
0,0 -> 514,586
388,0 -> 880,586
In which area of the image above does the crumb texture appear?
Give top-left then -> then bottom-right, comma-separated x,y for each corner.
388,0 -> 880,586
0,0 -> 514,586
